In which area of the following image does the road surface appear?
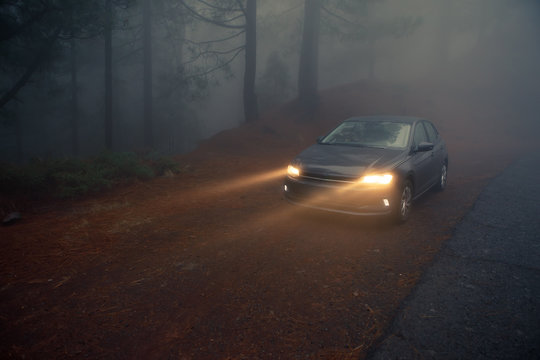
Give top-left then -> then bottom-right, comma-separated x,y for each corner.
369,153 -> 540,359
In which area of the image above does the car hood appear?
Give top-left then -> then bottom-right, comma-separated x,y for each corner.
293,144 -> 406,178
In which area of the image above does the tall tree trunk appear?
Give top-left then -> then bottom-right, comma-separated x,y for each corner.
172,10 -> 186,152
298,0 -> 321,111
143,0 -> 153,148
104,0 -> 113,150
0,27 -> 60,162
70,26 -> 79,156
15,106 -> 23,163
243,0 -> 258,122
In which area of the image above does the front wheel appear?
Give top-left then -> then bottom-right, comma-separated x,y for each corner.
393,180 -> 413,223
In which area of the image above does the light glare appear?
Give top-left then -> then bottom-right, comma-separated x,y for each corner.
287,165 -> 300,177
360,174 -> 393,185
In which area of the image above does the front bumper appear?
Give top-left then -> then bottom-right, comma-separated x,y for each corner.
283,175 -> 397,216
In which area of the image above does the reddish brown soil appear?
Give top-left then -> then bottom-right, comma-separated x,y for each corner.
0,81 -> 529,359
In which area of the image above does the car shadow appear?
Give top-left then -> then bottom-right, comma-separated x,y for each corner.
291,205 -> 393,231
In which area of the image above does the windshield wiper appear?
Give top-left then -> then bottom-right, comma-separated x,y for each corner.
320,142 -> 366,147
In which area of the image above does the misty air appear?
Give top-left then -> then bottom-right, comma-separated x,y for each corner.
1,0 -> 539,358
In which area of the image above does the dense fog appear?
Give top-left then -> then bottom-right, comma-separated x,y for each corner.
1,0 -> 539,163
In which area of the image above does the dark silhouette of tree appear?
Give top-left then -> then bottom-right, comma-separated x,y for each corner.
296,0 -> 421,115
104,0 -> 113,150
0,0 -> 112,157
257,51 -> 292,111
102,0 -> 132,151
0,0 -> 207,160
180,0 -> 259,122
0,1 -> 104,108
298,0 -> 321,111
322,1 -> 421,77
69,17 -> 79,156
143,0 -> 153,148
0,26 -> 62,109
0,1 -> 54,42
243,0 -> 258,123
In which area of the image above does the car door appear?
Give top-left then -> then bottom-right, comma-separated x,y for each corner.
423,121 -> 445,184
411,122 -> 435,195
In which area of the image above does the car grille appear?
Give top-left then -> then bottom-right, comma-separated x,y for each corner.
300,172 -> 357,184
284,177 -> 392,214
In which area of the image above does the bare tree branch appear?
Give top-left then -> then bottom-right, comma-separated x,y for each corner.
160,45 -> 244,99
220,13 -> 245,24
57,29 -> 105,41
202,45 -> 245,56
183,45 -> 245,66
321,5 -> 366,30
195,0 -> 243,13
184,46 -> 244,80
0,26 -> 62,109
235,0 -> 247,16
180,0 -> 245,29
0,4 -> 54,42
183,30 -> 245,46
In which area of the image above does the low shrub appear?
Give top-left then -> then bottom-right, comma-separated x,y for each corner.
0,151 -> 180,199
94,151 -> 155,181
143,151 -> 181,176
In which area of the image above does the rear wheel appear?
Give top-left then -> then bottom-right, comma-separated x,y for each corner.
394,180 -> 413,223
434,163 -> 448,191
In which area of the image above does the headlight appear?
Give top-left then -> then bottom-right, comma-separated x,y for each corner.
287,165 -> 300,177
359,173 -> 393,185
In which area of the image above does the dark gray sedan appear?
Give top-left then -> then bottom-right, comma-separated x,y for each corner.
283,116 -> 448,222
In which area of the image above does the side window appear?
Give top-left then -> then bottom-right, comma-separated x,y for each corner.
423,121 -> 439,142
413,123 -> 428,146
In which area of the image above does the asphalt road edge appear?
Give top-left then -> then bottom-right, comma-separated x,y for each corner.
366,153 -> 540,360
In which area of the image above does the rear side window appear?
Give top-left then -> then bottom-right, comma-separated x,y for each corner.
423,121 -> 439,142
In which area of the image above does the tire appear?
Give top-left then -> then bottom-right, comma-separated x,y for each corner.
434,163 -> 448,191
394,180 -> 413,223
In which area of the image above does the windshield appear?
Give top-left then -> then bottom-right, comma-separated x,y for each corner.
320,120 -> 411,149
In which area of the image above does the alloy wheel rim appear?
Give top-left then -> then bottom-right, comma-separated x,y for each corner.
400,185 -> 412,218
441,165 -> 447,189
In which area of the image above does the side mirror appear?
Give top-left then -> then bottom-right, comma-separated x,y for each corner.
416,142 -> 434,152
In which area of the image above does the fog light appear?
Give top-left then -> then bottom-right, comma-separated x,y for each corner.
383,198 -> 390,207
284,185 -> 288,192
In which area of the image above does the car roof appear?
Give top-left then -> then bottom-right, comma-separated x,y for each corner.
344,116 -> 427,124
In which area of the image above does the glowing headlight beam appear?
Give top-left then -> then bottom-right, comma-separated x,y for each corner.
359,174 -> 393,185
217,168 -> 287,193
179,167 -> 287,205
